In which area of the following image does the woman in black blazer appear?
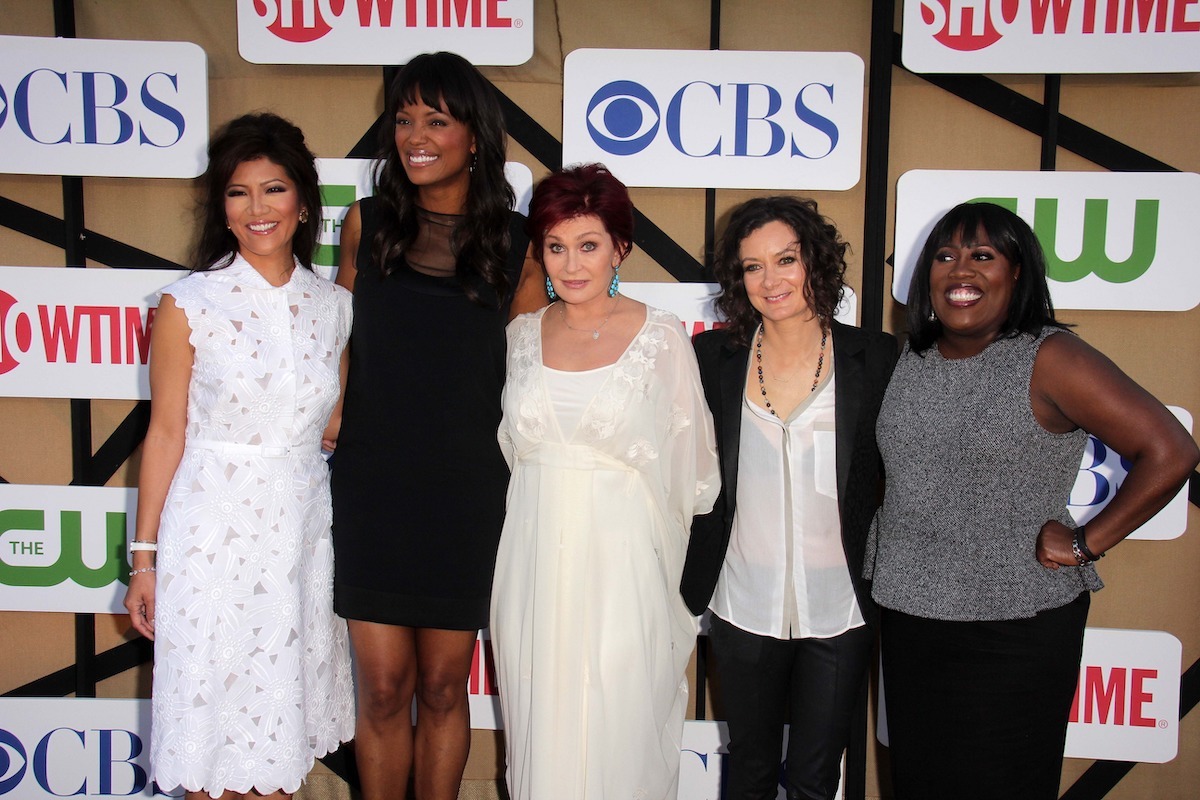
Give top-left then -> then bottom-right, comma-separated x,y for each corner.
681,197 -> 897,800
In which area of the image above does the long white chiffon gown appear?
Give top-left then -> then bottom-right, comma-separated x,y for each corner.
491,305 -> 720,800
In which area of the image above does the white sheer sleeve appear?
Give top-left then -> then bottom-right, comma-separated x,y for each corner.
655,315 -> 720,528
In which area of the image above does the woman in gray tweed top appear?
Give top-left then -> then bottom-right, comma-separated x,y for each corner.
867,202 -> 1197,800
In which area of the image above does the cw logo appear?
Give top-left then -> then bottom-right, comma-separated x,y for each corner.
973,196 -> 1159,283
0,509 -> 130,588
314,183 -> 357,269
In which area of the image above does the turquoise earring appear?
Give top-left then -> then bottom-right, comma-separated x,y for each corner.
545,276 -> 557,300
608,269 -> 620,298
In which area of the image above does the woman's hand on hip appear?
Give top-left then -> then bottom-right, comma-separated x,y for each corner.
1035,520 -> 1076,570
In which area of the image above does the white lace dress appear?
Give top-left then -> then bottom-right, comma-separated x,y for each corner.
491,305 -> 720,800
151,256 -> 355,797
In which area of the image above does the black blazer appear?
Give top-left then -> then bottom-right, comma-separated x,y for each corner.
680,321 -> 898,623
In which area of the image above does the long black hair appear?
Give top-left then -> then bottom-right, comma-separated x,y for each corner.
906,202 -> 1064,354
711,196 -> 847,347
194,113 -> 321,272
371,51 -> 514,307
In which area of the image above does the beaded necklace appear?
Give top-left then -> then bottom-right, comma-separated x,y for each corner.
755,324 -> 827,418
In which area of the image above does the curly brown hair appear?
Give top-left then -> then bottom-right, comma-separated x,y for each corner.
712,196 -> 847,347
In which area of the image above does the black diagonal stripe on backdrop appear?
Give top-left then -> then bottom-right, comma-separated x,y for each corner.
0,195 -> 68,247
77,401 -> 152,487
0,196 -> 185,270
1189,470 -> 1200,508
2,637 -> 153,698
891,33 -> 1178,174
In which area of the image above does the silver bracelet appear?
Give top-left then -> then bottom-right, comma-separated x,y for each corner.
1070,535 -> 1090,566
129,566 -> 157,577
129,541 -> 158,554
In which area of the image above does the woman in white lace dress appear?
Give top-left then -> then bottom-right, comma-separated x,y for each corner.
490,164 -> 720,800
123,113 -> 355,800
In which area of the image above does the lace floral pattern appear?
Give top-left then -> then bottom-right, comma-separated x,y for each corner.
151,257 -> 355,797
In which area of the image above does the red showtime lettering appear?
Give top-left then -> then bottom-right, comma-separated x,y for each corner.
1069,665 -> 1157,727
397,0 -> 511,27
469,638 -> 498,695
38,305 -> 156,365
1083,0 -> 1199,33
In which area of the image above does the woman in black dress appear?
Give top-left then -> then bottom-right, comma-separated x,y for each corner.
330,52 -> 541,800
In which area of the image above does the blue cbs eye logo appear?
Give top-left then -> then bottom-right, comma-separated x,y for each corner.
585,81 -> 660,156
0,730 -> 28,794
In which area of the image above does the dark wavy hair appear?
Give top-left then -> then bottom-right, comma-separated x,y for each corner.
194,112 -> 321,272
906,201 -> 1063,354
711,196 -> 847,347
371,51 -> 514,307
526,163 -> 634,262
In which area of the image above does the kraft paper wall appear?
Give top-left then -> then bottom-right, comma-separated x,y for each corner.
2,1 -> 1197,798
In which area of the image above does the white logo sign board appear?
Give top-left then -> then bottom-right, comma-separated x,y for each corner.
893,170 -> 1200,311
236,0 -> 534,65
902,0 -> 1200,73
0,35 -> 208,178
563,50 -> 864,190
1069,407 -> 1192,541
0,485 -> 135,614
1065,628 -> 1181,763
0,267 -> 183,400
0,699 -> 163,798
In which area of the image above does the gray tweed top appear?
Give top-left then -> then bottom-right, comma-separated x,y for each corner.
866,329 -> 1101,621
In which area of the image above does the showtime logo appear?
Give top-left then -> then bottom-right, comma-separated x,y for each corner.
0,290 -> 154,376
903,0 -> 1200,73
920,0 -> 1200,51
0,267 -> 182,400
1064,629 -> 1180,762
467,630 -> 502,730
236,0 -> 534,65
251,0 -> 517,43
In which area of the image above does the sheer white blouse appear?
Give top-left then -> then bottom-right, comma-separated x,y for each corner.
710,362 -> 864,639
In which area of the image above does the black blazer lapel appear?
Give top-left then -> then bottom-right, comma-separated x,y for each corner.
718,339 -> 749,523
832,321 -> 866,515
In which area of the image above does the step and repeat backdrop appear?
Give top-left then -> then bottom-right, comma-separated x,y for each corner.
2,1 -> 1198,798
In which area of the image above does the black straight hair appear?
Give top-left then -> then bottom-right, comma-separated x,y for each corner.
370,51 -> 514,307
906,201 -> 1065,354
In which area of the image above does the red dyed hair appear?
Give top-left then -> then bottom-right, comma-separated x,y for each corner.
526,163 -> 634,263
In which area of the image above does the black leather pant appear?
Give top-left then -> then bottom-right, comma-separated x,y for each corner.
709,615 -> 872,800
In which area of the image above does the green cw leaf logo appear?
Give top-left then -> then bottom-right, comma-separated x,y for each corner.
973,197 -> 1159,284
314,183 -> 358,269
0,509 -> 130,588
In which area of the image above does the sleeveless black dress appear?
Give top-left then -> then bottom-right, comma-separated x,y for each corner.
331,197 -> 528,630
